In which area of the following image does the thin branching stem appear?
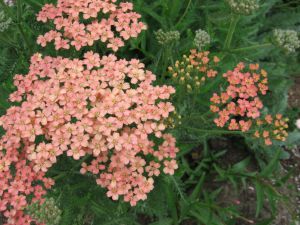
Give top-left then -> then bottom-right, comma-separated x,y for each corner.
175,0 -> 192,27
231,43 -> 273,53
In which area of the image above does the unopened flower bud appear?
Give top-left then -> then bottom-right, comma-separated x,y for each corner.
155,29 -> 180,45
273,29 -> 300,54
194,29 -> 211,50
226,0 -> 259,15
26,198 -> 62,225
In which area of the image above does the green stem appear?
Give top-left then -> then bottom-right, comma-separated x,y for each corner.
17,0 -> 22,23
182,126 -> 250,135
203,137 -> 209,157
17,23 -> 32,54
199,4 -> 220,9
154,48 -> 162,75
230,43 -> 273,53
182,112 -> 213,123
26,0 -> 43,8
164,177 -> 179,224
192,203 -> 255,224
160,46 -> 172,83
224,14 -> 240,50
170,176 -> 187,204
53,172 -> 67,181
274,0 -> 299,8
175,0 -> 192,27
187,161 -> 207,182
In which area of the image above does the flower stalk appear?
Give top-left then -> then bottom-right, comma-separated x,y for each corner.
230,43 -> 273,53
224,14 -> 240,50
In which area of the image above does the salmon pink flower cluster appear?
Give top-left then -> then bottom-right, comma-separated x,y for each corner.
0,153 -> 54,225
210,62 -> 268,131
0,0 -> 178,222
0,50 -> 178,215
36,0 -> 146,51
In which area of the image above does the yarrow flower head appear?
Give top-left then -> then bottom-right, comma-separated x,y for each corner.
168,50 -> 219,92
225,0 -> 259,15
210,62 -> 289,145
26,198 -> 62,225
36,0 -> 147,51
0,51 -> 178,222
273,29 -> 300,54
210,63 -> 268,131
154,29 -> 180,45
0,1 -> 178,223
194,29 -> 211,50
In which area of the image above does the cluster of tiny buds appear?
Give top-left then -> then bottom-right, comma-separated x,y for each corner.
254,114 -> 289,145
165,111 -> 182,129
0,10 -> 12,32
273,29 -> 300,54
154,29 -> 180,45
225,0 -> 259,15
26,198 -> 62,225
168,50 -> 219,92
194,29 -> 211,50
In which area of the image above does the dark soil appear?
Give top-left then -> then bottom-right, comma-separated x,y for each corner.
184,98 -> 300,225
289,77 -> 300,109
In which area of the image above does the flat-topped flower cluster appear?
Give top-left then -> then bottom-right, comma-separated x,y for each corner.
0,0 -> 178,224
37,0 -> 147,51
211,62 -> 268,131
0,51 -> 178,223
210,62 -> 288,145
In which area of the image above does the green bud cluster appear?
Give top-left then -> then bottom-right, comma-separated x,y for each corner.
26,198 -> 62,225
0,10 -> 12,32
194,29 -> 210,50
273,29 -> 300,54
225,0 -> 259,15
166,111 -> 182,128
154,29 -> 180,45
